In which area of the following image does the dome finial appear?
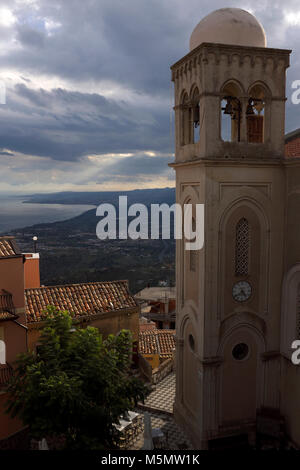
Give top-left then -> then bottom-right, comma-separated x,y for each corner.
190,8 -> 267,51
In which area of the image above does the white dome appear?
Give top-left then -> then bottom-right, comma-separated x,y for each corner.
190,8 -> 267,51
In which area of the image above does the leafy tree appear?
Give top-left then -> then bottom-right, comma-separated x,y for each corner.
6,307 -> 148,449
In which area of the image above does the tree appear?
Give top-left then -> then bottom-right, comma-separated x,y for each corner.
6,307 -> 148,450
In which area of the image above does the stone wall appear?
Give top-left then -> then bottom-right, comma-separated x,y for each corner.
138,355 -> 174,385
152,358 -> 174,384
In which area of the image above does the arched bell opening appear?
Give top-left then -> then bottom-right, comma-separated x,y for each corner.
221,82 -> 243,143
246,84 -> 267,143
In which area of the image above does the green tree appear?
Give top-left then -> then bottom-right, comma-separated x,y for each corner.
6,307 -> 148,449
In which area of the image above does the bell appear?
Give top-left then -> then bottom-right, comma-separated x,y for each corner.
193,105 -> 200,127
246,99 -> 255,115
223,100 -> 233,115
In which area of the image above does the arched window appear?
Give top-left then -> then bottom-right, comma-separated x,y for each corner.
181,92 -> 191,146
221,82 -> 242,142
247,84 -> 266,143
181,88 -> 201,146
235,218 -> 250,276
191,87 -> 200,144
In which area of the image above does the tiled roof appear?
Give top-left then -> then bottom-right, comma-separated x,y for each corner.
285,137 -> 300,158
139,329 -> 176,358
285,128 -> 300,142
0,311 -> 17,322
25,280 -> 138,324
140,322 -> 157,332
0,290 -> 17,321
0,237 -> 20,258
285,129 -> 300,158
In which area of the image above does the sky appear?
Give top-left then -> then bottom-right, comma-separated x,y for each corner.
0,0 -> 299,194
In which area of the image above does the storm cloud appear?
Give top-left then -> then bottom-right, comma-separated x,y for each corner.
0,0 -> 299,192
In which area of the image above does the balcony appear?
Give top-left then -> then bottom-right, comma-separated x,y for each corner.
0,363 -> 13,390
0,290 -> 16,320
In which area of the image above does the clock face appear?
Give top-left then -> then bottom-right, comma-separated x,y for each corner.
232,281 -> 252,302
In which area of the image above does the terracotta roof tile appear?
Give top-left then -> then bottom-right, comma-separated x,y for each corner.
0,311 -> 17,321
0,237 -> 20,258
25,280 -> 138,323
140,323 -> 157,332
285,137 -> 300,158
285,129 -> 300,158
139,329 -> 176,358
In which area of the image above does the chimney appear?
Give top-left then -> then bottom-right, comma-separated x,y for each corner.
23,253 -> 40,289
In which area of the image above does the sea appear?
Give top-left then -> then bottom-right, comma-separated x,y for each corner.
0,194 -> 95,233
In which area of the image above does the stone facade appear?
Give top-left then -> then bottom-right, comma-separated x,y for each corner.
171,10 -> 300,449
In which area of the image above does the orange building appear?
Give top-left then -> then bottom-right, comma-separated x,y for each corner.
0,238 -> 27,448
0,236 -> 140,448
139,329 -> 176,364
135,286 -> 176,330
285,128 -> 300,158
25,281 -> 140,351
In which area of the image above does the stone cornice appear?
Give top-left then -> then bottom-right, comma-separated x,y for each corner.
283,157 -> 300,166
169,156 -> 285,168
261,350 -> 281,361
171,42 -> 291,81
199,356 -> 223,366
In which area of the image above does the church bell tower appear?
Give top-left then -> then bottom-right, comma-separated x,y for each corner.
171,8 -> 291,448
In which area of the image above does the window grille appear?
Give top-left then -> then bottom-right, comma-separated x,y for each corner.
235,218 -> 250,276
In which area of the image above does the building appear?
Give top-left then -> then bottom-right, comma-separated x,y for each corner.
0,238 -> 27,445
26,280 -> 139,351
135,286 -> 176,329
171,7 -> 300,448
0,236 -> 140,446
285,128 -> 300,158
139,316 -> 157,332
139,329 -> 176,368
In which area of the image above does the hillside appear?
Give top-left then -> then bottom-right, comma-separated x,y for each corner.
11,188 -> 176,293
23,188 -> 175,206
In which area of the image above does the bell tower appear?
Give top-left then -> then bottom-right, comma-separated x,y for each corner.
171,8 -> 291,448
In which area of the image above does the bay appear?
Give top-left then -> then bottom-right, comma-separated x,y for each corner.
0,195 -> 95,233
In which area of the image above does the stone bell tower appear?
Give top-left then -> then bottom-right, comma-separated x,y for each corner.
170,8 -> 292,448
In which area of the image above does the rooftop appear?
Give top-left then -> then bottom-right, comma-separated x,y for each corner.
285,128 -> 300,143
0,237 -> 21,258
135,287 -> 175,302
0,289 -> 17,321
285,129 -> 300,158
139,329 -> 176,359
25,280 -> 138,324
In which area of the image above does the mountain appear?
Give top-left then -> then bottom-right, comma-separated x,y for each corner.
23,188 -> 175,206
11,188 -> 176,293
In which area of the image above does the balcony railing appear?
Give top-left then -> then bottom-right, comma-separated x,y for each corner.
0,291 -> 15,316
143,311 -> 176,322
0,363 -> 13,390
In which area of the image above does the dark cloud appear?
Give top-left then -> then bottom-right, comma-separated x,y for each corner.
93,154 -> 173,184
0,151 -> 14,156
0,84 -> 170,161
16,24 -> 45,48
0,0 -> 299,190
